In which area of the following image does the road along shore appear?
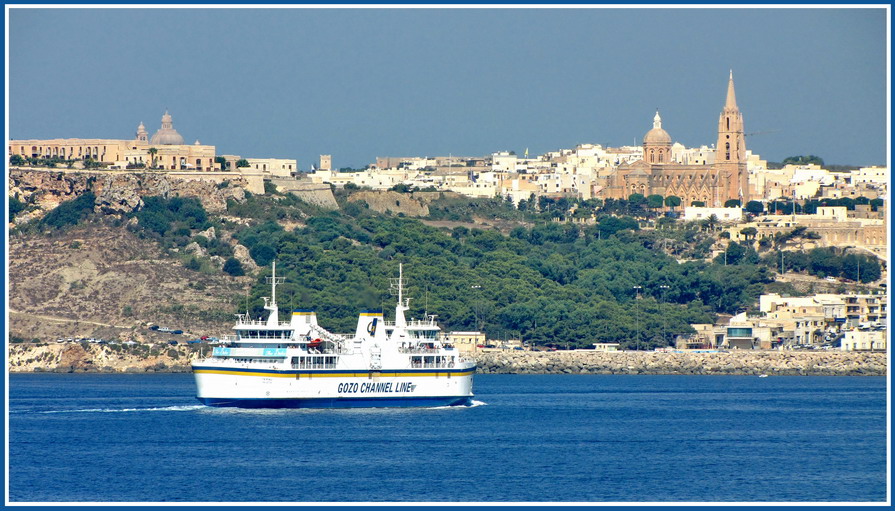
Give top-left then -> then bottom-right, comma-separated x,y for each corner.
7,343 -> 887,376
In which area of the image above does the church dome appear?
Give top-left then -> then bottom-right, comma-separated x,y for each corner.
150,110 -> 185,145
643,111 -> 672,145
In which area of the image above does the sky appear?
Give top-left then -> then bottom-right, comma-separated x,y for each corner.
7,6 -> 889,169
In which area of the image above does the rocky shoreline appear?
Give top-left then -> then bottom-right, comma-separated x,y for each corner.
7,343 -> 888,376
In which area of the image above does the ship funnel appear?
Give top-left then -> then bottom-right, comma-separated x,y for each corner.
356,309 -> 385,341
291,309 -> 317,335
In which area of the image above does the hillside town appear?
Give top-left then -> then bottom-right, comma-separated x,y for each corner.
8,72 -> 888,356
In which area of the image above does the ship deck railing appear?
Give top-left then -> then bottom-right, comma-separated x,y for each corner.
409,361 -> 458,369
399,347 -> 444,354
382,320 -> 440,329
195,358 -> 282,371
234,319 -> 295,328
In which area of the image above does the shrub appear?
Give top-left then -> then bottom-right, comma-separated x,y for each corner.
40,192 -> 96,230
249,244 -> 277,266
185,257 -> 202,271
223,258 -> 244,276
9,196 -> 26,218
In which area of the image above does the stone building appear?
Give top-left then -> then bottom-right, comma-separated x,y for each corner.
604,72 -> 749,207
9,111 -> 217,171
727,206 -> 887,259
447,331 -> 486,354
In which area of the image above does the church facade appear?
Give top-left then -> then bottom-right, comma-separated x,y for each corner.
603,72 -> 749,207
9,111 -> 217,171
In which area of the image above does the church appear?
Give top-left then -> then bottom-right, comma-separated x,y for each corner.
603,72 -> 749,207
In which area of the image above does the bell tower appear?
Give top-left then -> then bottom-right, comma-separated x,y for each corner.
714,70 -> 748,204
135,122 -> 148,143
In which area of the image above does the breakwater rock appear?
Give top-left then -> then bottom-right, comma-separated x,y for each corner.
8,344 -> 887,376
473,350 -> 887,376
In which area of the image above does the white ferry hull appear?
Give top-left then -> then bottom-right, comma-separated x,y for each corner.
192,364 -> 475,409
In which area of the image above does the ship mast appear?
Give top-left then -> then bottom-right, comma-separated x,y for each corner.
390,263 -> 409,328
263,261 -> 285,326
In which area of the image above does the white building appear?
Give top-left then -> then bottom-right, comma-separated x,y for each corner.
841,329 -> 886,351
682,206 -> 744,223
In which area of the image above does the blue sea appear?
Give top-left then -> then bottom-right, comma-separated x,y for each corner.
7,373 -> 888,503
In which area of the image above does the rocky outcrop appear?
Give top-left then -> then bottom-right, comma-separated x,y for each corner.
8,342 -> 200,373
232,244 -> 259,272
8,169 -> 250,224
473,350 -> 887,376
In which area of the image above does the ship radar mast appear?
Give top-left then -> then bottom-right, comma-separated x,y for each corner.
263,261 -> 285,326
390,263 -> 410,328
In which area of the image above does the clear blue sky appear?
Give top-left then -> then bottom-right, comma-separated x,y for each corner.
8,7 -> 888,169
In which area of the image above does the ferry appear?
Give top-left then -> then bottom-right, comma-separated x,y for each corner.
191,263 -> 476,408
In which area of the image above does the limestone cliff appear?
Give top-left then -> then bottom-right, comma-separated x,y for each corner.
8,169 -> 248,224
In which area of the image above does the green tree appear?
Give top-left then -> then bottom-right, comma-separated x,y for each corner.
9,154 -> 25,166
214,156 -> 227,170
664,195 -> 682,210
148,147 -> 159,169
740,227 -> 758,241
745,200 -> 764,215
597,215 -> 639,237
9,196 -> 26,218
236,159 -> 250,168
646,194 -> 665,210
249,244 -> 277,266
724,199 -> 741,208
40,192 -> 96,230
389,183 -> 414,194
782,155 -> 824,167
185,257 -> 202,271
223,258 -> 245,276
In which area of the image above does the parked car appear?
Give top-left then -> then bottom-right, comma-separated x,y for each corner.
168,340 -> 179,345
172,330 -> 183,335
148,325 -> 159,331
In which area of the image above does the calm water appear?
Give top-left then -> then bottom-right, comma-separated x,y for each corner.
7,373 -> 888,503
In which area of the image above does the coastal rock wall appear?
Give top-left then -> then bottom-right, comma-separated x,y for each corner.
8,344 -> 887,376
474,350 -> 887,376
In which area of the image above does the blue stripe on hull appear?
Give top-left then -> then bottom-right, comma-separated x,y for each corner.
197,395 -> 473,409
